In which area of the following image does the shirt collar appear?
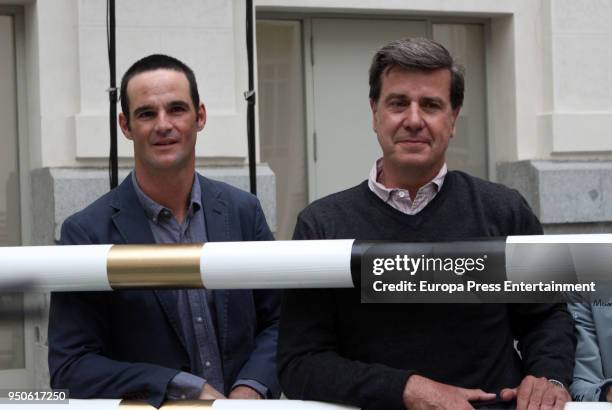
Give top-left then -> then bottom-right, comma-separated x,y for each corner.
131,171 -> 202,223
367,158 -> 447,200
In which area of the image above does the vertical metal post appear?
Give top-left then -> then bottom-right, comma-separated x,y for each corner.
108,0 -> 118,189
245,0 -> 257,195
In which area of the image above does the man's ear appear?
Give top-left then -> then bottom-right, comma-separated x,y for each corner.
118,112 -> 132,140
196,102 -> 206,132
370,98 -> 378,133
450,106 -> 461,138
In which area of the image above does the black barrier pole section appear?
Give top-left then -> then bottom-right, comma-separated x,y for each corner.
107,0 -> 118,189
352,238 -> 608,303
245,0 -> 257,195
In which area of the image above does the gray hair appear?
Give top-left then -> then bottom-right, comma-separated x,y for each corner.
368,37 -> 465,109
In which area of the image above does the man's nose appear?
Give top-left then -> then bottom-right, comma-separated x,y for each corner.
402,103 -> 424,130
154,110 -> 172,134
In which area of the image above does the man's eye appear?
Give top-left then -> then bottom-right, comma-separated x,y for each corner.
137,111 -> 155,118
422,101 -> 442,110
389,100 -> 406,108
170,106 -> 187,113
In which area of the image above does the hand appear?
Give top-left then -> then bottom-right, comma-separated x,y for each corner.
500,375 -> 570,410
229,385 -> 262,399
199,383 -> 226,400
403,374 -> 496,410
607,385 -> 612,402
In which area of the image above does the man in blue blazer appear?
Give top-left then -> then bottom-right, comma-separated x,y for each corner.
48,54 -> 280,408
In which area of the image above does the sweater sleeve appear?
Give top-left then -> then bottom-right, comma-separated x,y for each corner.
508,190 -> 576,387
509,303 -> 576,386
513,189 -> 543,236
277,212 -> 412,410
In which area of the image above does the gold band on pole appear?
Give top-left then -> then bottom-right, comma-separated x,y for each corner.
107,244 -> 204,289
120,400 -> 214,409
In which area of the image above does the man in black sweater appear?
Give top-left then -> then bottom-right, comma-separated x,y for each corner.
278,38 -> 575,410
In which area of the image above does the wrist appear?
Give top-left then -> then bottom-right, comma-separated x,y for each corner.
403,374 -> 427,405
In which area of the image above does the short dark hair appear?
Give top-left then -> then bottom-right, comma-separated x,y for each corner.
120,54 -> 200,122
368,37 -> 464,109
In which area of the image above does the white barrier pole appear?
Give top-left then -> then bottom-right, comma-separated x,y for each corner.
0,240 -> 355,291
1,235 -> 612,292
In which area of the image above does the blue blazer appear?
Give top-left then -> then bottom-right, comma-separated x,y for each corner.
48,174 -> 281,407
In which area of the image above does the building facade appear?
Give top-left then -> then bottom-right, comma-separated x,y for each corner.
0,0 -> 611,390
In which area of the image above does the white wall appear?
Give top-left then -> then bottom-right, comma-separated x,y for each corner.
537,0 -> 612,156
10,0 -> 612,166
34,0 -> 80,168
24,0 -> 251,168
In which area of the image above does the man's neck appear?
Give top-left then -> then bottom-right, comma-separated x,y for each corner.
134,164 -> 195,223
380,161 -> 444,199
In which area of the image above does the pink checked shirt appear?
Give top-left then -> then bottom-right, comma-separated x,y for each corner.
367,158 -> 447,215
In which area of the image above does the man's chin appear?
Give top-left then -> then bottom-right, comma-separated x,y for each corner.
143,156 -> 191,173
388,153 -> 431,169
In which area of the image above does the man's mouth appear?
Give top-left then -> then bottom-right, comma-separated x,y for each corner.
153,140 -> 178,146
396,139 -> 429,145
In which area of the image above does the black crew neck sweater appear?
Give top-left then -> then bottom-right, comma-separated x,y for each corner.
278,171 -> 575,410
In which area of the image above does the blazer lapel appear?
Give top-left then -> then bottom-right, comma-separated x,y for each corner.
110,174 -> 188,354
110,175 -> 155,244
200,174 -> 229,243
199,175 -> 231,355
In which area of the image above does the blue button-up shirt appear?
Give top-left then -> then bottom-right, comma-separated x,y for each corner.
131,171 -> 267,399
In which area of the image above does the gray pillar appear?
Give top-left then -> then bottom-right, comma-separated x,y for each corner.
498,160 -> 612,234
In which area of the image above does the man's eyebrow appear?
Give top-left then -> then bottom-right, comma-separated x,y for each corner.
420,96 -> 445,104
167,100 -> 190,108
384,93 -> 408,102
